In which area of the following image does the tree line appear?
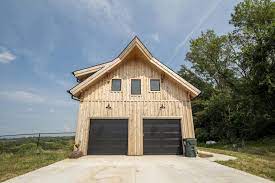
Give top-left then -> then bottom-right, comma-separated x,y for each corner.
178,0 -> 275,142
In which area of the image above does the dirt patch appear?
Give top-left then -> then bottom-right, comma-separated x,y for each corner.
198,152 -> 214,158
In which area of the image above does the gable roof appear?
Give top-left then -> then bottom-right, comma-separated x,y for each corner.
118,36 -> 153,60
68,36 -> 201,99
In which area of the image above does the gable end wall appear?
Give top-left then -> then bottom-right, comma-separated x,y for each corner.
75,59 -> 195,155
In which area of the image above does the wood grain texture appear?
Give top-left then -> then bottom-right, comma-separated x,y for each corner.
75,59 -> 195,155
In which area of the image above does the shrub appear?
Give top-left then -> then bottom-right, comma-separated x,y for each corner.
69,150 -> 83,159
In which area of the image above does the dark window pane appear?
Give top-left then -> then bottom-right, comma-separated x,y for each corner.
150,79 -> 160,91
111,79 -> 121,91
131,79 -> 141,95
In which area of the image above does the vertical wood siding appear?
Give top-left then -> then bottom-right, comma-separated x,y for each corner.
75,59 -> 195,155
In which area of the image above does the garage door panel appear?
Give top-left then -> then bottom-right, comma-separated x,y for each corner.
144,126 -> 180,130
144,138 -> 180,142
144,127 -> 180,132
144,133 -> 180,139
88,119 -> 128,155
89,149 -> 126,155
91,138 -> 128,142
91,134 -> 127,138
92,133 -> 127,139
144,149 -> 180,155
144,121 -> 180,126
91,143 -> 127,147
143,119 -> 183,155
161,139 -> 181,144
161,133 -> 181,138
90,145 -> 127,149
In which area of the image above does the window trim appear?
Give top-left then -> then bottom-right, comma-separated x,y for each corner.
111,78 -> 122,92
149,78 -> 161,92
131,78 -> 141,95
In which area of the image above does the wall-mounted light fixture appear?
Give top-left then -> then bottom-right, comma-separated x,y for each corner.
160,104 -> 165,109
106,104 -> 111,109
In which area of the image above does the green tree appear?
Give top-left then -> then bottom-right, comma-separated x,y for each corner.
230,0 -> 275,137
179,0 -> 275,142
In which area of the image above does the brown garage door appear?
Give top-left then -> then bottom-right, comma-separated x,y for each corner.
143,119 -> 183,155
87,119 -> 128,155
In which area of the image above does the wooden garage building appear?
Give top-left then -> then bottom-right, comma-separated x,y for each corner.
68,37 -> 200,155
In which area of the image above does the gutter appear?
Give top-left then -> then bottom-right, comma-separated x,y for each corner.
67,90 -> 80,101
191,91 -> 202,100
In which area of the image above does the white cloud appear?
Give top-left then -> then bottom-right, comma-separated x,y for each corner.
149,0 -> 189,34
49,108 -> 55,113
151,33 -> 160,42
80,0 -> 134,36
0,47 -> 16,64
0,91 -> 45,103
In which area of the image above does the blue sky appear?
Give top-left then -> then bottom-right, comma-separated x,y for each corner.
0,0 -> 239,135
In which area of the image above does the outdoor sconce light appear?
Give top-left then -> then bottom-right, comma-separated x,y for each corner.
106,104 -> 111,109
160,104 -> 165,109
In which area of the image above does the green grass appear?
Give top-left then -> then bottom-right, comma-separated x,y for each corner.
198,138 -> 275,181
1,136 -> 274,182
0,137 -> 74,182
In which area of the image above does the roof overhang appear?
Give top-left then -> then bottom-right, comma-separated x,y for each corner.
72,60 -> 115,79
68,36 -> 201,99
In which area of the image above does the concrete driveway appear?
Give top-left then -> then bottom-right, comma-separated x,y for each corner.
4,156 -> 272,183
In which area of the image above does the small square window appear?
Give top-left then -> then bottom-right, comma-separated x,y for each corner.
150,79 -> 160,91
131,79 -> 141,95
111,79 -> 121,91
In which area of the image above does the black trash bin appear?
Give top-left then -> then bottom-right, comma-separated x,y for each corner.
183,138 -> 197,157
